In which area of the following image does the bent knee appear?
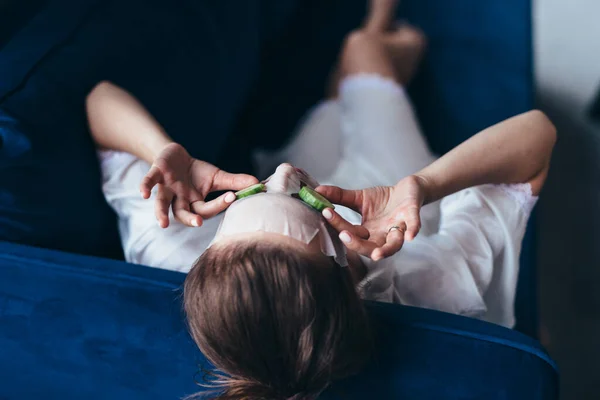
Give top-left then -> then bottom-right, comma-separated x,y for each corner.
340,30 -> 386,75
343,30 -> 377,55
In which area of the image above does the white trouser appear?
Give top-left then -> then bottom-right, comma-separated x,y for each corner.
256,73 -> 440,234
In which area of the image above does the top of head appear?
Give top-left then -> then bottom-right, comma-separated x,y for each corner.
184,240 -> 371,399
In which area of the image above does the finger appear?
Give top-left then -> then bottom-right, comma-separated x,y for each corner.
403,206 -> 421,241
322,208 -> 370,239
212,170 -> 259,192
140,165 -> 164,199
315,186 -> 363,213
371,228 -> 405,261
191,191 -> 237,219
173,198 -> 203,227
154,184 -> 173,228
338,230 -> 379,257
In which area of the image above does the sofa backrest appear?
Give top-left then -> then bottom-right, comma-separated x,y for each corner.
0,0 -> 301,257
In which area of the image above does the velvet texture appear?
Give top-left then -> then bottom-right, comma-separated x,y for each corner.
0,0 -> 553,397
0,241 -> 558,399
0,0 -> 537,335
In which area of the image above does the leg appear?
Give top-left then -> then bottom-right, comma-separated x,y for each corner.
341,25 -> 426,85
340,30 -> 397,80
264,26 -> 431,187
327,0 -> 401,98
255,1 -> 407,181
364,0 -> 400,33
326,27 -> 433,188
325,27 -> 440,234
252,100 -> 344,182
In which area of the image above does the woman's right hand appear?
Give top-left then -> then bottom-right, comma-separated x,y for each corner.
316,175 -> 429,260
140,143 -> 258,228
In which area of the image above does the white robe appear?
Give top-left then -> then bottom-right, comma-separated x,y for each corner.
100,74 -> 536,328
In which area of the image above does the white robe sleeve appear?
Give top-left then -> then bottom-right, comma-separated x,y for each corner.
98,150 -> 219,271
359,184 -> 537,328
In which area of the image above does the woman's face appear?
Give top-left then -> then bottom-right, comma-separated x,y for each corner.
261,163 -> 319,195
210,164 -> 347,265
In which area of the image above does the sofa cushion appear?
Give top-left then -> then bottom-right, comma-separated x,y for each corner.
0,240 -> 559,400
0,0 -> 301,257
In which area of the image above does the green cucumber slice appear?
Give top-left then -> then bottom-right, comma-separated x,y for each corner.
298,186 -> 335,211
235,183 -> 266,199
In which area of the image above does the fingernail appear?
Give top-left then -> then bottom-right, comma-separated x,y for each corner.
340,232 -> 352,243
225,192 -> 236,203
191,219 -> 199,227
323,209 -> 333,220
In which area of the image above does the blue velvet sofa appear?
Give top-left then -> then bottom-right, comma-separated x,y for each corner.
0,0 -> 558,398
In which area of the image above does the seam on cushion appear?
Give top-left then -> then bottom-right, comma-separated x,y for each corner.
0,0 -> 105,104
406,321 -> 558,372
3,253 -> 558,372
0,252 -> 184,290
1,242 -> 556,372
365,301 -> 557,373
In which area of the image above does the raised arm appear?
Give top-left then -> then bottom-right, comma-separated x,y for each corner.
317,110 -> 556,260
417,109 -> 556,201
86,81 -> 257,228
86,81 -> 172,163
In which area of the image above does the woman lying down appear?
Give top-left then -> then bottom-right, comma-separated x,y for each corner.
86,9 -> 556,400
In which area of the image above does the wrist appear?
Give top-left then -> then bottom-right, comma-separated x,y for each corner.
412,173 -> 437,205
146,137 -> 174,161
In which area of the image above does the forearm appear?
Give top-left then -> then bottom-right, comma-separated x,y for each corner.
86,81 -> 172,164
415,110 -> 556,203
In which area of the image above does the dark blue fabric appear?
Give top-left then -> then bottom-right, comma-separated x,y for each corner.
0,0 -> 301,257
0,0 -> 537,337
0,241 -> 558,400
0,2 -> 550,398
0,0 -> 46,51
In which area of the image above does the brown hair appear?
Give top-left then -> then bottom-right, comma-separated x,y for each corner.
183,240 -> 372,400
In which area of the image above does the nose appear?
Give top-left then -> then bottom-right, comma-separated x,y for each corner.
276,163 -> 295,173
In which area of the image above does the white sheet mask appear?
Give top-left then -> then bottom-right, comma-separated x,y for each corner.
210,164 -> 348,266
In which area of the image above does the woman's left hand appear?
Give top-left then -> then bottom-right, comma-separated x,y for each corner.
140,143 -> 258,228
316,175 -> 428,260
